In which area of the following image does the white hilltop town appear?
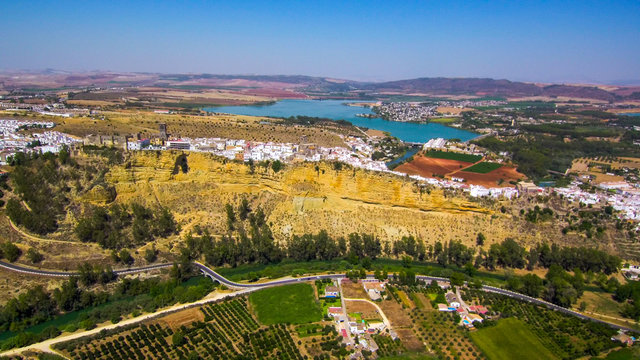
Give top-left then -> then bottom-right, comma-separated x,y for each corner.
1,118 -> 639,226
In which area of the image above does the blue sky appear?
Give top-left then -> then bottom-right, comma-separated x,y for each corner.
0,0 -> 638,83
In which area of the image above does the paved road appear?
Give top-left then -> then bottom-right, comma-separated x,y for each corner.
1,260 -> 638,334
0,260 -> 172,278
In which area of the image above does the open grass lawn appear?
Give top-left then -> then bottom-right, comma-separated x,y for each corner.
249,283 -> 322,325
470,318 -> 558,360
463,161 -> 503,173
602,347 -> 640,360
295,323 -> 324,338
424,150 -> 482,163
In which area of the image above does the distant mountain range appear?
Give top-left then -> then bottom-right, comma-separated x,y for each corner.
1,71 -> 639,102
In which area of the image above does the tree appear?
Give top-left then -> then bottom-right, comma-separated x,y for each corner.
526,247 -> 539,271
118,249 -> 134,266
401,256 -> 413,268
579,301 -> 587,312
362,234 -> 381,259
450,272 -> 465,287
1,242 -> 21,262
496,238 -> 526,268
238,198 -> 250,220
154,208 -> 177,237
464,262 -> 477,277
225,203 -> 235,231
348,233 -> 364,259
520,273 -> 543,297
398,269 -> 416,286
26,248 -> 44,264
470,278 -> 483,289
98,266 -> 116,285
271,160 -> 284,173
172,331 -> 186,346
58,145 -> 70,165
144,247 -> 157,263
476,232 -> 485,246
77,262 -> 98,286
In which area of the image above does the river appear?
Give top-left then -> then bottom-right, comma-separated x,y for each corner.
203,99 -> 478,143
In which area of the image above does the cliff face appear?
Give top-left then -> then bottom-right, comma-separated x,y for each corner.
105,151 -> 531,246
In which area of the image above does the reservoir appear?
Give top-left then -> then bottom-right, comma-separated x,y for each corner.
204,99 -> 478,143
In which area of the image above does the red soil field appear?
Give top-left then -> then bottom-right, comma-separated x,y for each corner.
395,154 -> 471,178
450,166 -> 525,187
395,154 -> 525,187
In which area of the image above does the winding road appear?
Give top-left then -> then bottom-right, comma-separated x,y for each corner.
0,259 -> 638,357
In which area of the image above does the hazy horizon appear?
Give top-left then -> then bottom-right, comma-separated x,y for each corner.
1,0 -> 639,84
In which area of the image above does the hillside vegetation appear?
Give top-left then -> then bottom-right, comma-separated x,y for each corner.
105,151 -> 497,245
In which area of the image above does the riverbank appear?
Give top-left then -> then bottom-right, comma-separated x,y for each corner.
203,99 -> 479,143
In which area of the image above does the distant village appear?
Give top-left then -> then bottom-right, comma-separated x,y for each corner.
372,100 -> 507,122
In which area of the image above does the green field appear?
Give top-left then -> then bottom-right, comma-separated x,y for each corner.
249,283 -> 322,325
470,318 -> 557,360
295,324 -> 324,338
424,150 -> 482,163
430,117 -> 456,124
602,348 -> 640,360
463,161 -> 503,173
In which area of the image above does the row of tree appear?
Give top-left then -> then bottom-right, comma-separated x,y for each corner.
505,265 -> 587,307
0,273 -> 213,348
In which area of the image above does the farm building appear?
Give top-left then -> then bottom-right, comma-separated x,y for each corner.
469,305 -> 489,314
324,286 -> 340,298
349,322 -> 366,335
328,307 -> 343,317
611,332 -> 635,346
363,281 -> 385,301
445,292 -> 460,308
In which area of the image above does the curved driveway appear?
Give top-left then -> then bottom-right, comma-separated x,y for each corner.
1,260 -> 638,334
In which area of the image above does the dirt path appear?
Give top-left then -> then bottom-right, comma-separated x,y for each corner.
9,218 -> 99,247
583,310 -> 640,328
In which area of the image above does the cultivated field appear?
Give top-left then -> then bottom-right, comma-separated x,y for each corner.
54,297 -> 306,360
424,150 -> 483,163
569,156 -> 640,184
396,152 -> 524,187
345,300 -> 382,322
42,110 -> 349,148
249,283 -> 322,324
395,153 -> 472,177
450,166 -> 525,187
462,161 -> 503,174
470,318 -> 557,360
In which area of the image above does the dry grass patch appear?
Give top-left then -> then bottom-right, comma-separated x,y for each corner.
341,280 -> 368,298
159,307 -> 205,329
